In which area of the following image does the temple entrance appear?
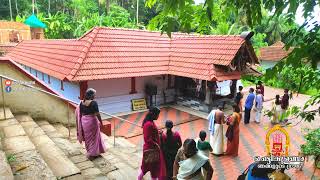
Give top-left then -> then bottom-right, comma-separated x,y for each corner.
173,76 -> 240,112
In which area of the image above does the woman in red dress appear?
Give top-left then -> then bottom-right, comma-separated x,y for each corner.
225,104 -> 241,157
138,107 -> 166,180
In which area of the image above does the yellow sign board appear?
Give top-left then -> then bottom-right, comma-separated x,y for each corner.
265,125 -> 290,156
131,98 -> 147,111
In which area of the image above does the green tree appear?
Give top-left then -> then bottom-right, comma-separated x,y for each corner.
145,0 -> 320,122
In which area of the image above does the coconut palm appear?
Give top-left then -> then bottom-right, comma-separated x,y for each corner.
265,15 -> 286,44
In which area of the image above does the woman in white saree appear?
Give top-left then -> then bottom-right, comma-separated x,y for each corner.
176,139 -> 213,180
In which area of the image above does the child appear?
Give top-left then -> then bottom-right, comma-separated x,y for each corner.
197,130 -> 213,157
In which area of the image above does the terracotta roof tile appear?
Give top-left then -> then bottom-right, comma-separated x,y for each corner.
259,41 -> 293,61
0,21 -> 30,30
0,43 -> 17,55
6,27 -> 258,81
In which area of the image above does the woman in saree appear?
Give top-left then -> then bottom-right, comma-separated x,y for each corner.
271,95 -> 282,124
75,88 -> 106,160
176,139 -> 213,180
138,107 -> 166,180
225,104 -> 241,157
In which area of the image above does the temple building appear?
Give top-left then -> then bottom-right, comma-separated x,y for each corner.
259,41 -> 293,70
0,15 -> 46,56
4,27 -> 260,114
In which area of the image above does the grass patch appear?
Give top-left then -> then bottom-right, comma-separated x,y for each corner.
300,88 -> 319,96
6,154 -> 16,163
241,79 -> 255,87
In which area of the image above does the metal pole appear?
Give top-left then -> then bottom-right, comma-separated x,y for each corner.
0,77 -> 6,120
32,0 -> 35,14
136,0 -> 139,25
67,102 -> 70,139
113,118 -> 115,147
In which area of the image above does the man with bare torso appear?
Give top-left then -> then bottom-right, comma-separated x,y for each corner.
208,105 -> 225,155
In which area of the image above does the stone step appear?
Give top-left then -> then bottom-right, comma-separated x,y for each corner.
53,123 -> 142,179
36,120 -> 115,179
15,115 -> 81,179
51,123 -> 78,143
0,107 -> 14,120
0,109 -> 55,179
0,144 -> 14,180
36,120 -> 82,157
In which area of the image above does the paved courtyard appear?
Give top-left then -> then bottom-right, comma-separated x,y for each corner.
110,86 -> 319,180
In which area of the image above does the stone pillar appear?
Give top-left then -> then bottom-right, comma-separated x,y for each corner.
129,77 -> 137,94
79,81 -> 88,100
205,81 -> 212,105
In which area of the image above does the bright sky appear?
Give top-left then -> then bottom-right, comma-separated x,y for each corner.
194,0 -> 320,29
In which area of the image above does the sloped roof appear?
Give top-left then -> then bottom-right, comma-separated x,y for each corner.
6,27 -> 258,81
0,21 -> 30,30
0,43 -> 18,55
24,14 -> 47,28
259,41 -> 293,61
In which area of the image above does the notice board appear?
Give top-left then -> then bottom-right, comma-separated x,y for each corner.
131,98 -> 147,111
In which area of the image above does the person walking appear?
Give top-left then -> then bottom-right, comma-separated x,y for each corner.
225,104 -> 241,157
244,88 -> 255,124
75,88 -> 106,160
254,89 -> 263,123
235,86 -> 244,112
138,107 -> 166,180
160,120 -> 182,180
271,95 -> 282,124
207,105 -> 225,155
280,89 -> 290,120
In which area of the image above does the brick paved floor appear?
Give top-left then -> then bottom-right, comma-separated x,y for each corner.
110,86 -> 319,180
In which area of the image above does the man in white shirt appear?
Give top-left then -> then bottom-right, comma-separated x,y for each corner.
255,89 -> 264,123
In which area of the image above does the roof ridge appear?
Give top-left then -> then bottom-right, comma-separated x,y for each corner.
78,27 -> 96,40
66,27 -> 99,81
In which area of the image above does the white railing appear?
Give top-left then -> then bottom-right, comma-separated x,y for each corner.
0,74 -> 142,147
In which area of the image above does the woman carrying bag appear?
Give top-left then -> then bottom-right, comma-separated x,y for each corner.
138,107 -> 166,180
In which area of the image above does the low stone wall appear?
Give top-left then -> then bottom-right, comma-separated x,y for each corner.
0,63 -> 76,126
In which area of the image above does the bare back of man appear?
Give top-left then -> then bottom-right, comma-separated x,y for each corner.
215,110 -> 225,124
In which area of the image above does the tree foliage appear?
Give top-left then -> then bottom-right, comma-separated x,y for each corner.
145,0 -> 320,123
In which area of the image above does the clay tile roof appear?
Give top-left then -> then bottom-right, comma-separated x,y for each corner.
0,43 -> 18,55
259,41 -> 293,61
0,21 -> 30,30
6,27 -> 258,81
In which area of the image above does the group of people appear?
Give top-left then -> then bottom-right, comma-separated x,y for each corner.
234,81 -> 290,125
207,103 -> 242,157
138,106 -> 214,180
271,89 -> 290,124
75,85 -> 292,180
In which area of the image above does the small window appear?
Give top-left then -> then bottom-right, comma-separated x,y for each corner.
35,70 -> 38,77
60,80 -> 64,91
48,75 -> 51,84
29,67 -> 32,74
42,73 -> 44,81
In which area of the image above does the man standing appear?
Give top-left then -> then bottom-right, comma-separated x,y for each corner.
255,89 -> 263,123
256,81 -> 265,97
207,105 -> 225,155
244,88 -> 255,124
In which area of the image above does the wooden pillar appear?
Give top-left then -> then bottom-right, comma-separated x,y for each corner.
205,81 -> 212,105
167,75 -> 172,89
130,77 -> 137,94
79,81 -> 88,100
